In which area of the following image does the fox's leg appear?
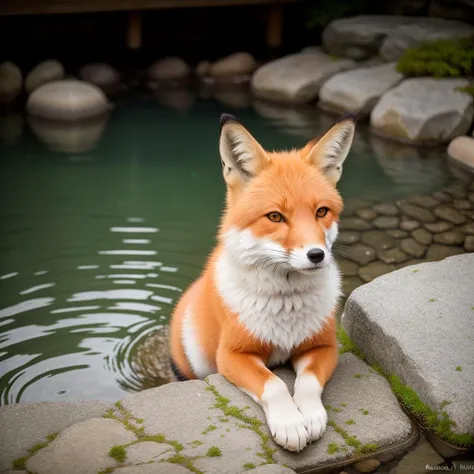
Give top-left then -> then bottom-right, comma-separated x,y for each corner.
291,344 -> 338,443
217,346 -> 308,452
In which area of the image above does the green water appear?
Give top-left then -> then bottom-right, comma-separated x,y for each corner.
0,90 -> 454,405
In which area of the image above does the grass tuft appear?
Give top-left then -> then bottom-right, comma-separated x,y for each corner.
206,446 -> 222,457
109,445 -> 126,463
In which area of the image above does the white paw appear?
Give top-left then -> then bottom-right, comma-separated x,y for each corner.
297,400 -> 327,443
266,406 -> 308,452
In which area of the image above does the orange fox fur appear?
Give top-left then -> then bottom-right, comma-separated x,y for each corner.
169,112 -> 356,452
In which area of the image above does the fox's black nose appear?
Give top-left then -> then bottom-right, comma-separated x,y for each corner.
307,248 -> 325,264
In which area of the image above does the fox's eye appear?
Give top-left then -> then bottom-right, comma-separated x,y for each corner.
266,212 -> 285,223
316,207 -> 329,218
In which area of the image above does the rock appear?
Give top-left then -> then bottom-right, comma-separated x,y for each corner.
361,230 -> 395,251
470,193 -> 474,204
338,259 -> 360,277
379,17 -> 474,61
400,238 -> 427,257
372,216 -> 400,230
196,61 -> 211,77
0,400 -> 112,471
433,205 -> 467,225
251,52 -> 355,104
453,199 -> 472,211
444,183 -> 470,199
318,63 -> 403,118
340,217 -> 373,231
78,63 -> 120,90
338,231 -> 361,245
125,442 -> 174,464
244,466 -> 296,474
370,78 -> 474,145
26,80 -> 110,121
465,236 -> 474,251
377,247 -> 409,264
0,61 -> 22,104
343,254 -> 474,438
209,52 -> 257,78
424,221 -> 454,233
426,243 -> 465,260
148,57 -> 191,82
412,228 -> 433,246
448,136 -> 474,172
400,220 -> 421,231
429,0 -> 474,23
457,222 -> 474,235
355,208 -> 377,220
322,15 -> 407,59
354,458 -> 381,472
408,195 -> 439,209
432,191 -> 453,203
391,438 -> 444,474
342,276 -> 364,296
115,464 -> 192,474
345,243 -> 378,265
25,59 -> 64,94
398,201 -> 437,223
359,261 -> 396,283
373,203 -> 399,216
433,231 -> 465,246
27,418 -> 136,474
386,229 -> 408,239
377,451 -> 396,463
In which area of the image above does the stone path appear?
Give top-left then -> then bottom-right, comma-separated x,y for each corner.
343,253 -> 474,450
0,354 -> 416,474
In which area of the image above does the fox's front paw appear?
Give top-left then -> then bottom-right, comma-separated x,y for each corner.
266,407 -> 308,452
297,400 -> 327,443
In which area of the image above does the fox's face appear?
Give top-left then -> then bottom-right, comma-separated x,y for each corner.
218,113 -> 356,275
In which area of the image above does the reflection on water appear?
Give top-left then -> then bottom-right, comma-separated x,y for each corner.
0,88 -> 457,405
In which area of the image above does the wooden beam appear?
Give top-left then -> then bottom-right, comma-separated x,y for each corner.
266,2 -> 282,48
127,10 -> 141,49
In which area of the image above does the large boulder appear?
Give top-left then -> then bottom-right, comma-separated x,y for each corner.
0,62 -> 22,104
78,63 -> 121,91
27,80 -> 110,121
208,52 -> 257,78
370,78 -> 473,145
148,57 -> 191,83
25,59 -> 64,94
447,135 -> 474,172
318,62 -> 404,118
379,17 -> 474,61
251,52 -> 356,104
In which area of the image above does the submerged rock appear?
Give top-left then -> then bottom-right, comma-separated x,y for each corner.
370,78 -> 473,145
0,61 -> 22,104
148,57 -> 191,83
251,52 -> 355,104
79,63 -> 121,91
25,59 -> 64,94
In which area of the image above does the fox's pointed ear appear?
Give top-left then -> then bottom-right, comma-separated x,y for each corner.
219,113 -> 269,188
303,113 -> 356,185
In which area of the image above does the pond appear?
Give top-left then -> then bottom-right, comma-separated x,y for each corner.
0,87 -> 464,406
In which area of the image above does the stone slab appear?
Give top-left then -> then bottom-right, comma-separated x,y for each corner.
0,399 -> 112,471
343,253 -> 474,435
114,463 -> 193,473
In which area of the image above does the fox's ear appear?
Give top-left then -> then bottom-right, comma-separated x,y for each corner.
303,113 -> 356,185
219,113 -> 269,188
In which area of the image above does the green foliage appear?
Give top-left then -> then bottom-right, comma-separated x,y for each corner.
327,442 -> 340,454
206,446 -> 222,457
109,445 -> 126,463
396,35 -> 474,78
305,0 -> 376,29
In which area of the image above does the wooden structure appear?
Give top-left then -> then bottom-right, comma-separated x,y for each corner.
0,0 -> 300,50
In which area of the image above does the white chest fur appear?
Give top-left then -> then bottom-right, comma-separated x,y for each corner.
214,251 -> 341,362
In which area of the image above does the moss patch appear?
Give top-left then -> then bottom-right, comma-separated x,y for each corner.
205,380 -> 276,465
337,326 -> 366,360
359,408 -> 369,416
202,425 -> 217,435
456,366 -> 462,372
243,462 -> 256,469
12,431 -> 59,470
327,442 -> 340,454
206,446 -> 222,457
328,420 -> 379,456
109,445 -> 126,463
345,419 -> 356,425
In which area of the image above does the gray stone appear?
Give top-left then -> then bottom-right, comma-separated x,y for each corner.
400,220 -> 421,231
148,57 -> 191,81
433,231 -> 465,246
209,52 -> 257,78
398,201 -> 437,223
343,254 -> 474,436
386,229 -> 408,239
251,52 -> 356,104
126,442 -> 172,464
342,276 -> 364,297
390,438 -> 444,474
0,61 -> 22,104
243,466 -> 296,474
340,217 -> 373,231
453,199 -> 472,211
457,222 -> 474,235
355,208 -> 377,221
400,238 -> 427,257
318,63 -> 403,117
408,195 -> 439,209
412,228 -> 433,246
465,236 -> 474,252
434,206 -> 467,225
338,259 -> 360,277
444,183 -> 470,199
432,191 -> 453,203
424,221 -> 454,233
470,193 -> 474,204
361,230 -> 395,251
345,243 -> 378,265
0,400 -> 112,471
373,203 -> 399,216
338,231 -> 361,245
79,63 -> 120,90
426,244 -> 465,261
370,78 -> 474,144
25,59 -> 64,94
354,458 -> 381,472
27,418 -> 136,474
359,261 -> 396,283
115,464 -> 192,474
343,198 -> 376,216
377,247 -> 409,265
372,216 -> 400,230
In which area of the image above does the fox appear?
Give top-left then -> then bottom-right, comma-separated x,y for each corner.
168,112 -> 356,452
